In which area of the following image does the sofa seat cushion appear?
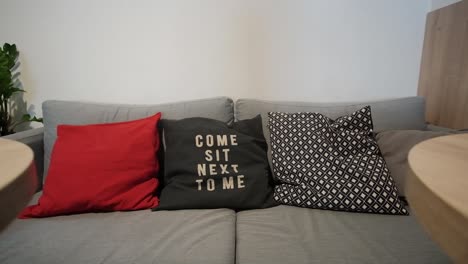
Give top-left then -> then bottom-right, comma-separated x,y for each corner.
236,205 -> 449,264
0,194 -> 236,264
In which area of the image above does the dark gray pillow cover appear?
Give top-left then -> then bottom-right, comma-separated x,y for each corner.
155,115 -> 276,211
269,107 -> 408,215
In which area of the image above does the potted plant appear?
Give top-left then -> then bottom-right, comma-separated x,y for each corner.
0,43 -> 42,136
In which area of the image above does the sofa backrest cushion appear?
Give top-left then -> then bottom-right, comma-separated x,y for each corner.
236,96 -> 426,132
43,97 -> 234,179
235,96 -> 426,170
376,130 -> 455,196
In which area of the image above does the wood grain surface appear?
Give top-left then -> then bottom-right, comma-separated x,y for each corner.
418,0 -> 468,129
407,134 -> 468,263
0,138 -> 37,232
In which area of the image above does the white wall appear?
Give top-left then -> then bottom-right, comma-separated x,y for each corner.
0,0 -> 429,125
431,0 -> 461,11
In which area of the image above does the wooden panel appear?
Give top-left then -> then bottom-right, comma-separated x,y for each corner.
418,0 -> 468,129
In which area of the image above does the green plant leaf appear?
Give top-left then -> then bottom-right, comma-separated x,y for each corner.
21,114 -> 43,123
0,42 -> 35,135
21,113 -> 31,121
10,86 -> 25,93
2,86 -> 24,98
3,43 -> 18,57
2,43 -> 18,70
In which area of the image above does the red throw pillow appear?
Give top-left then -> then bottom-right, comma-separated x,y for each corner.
20,113 -> 161,218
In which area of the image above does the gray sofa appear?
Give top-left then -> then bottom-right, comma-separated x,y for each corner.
0,97 -> 449,264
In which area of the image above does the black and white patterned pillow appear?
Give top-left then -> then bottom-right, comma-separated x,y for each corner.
268,106 -> 408,215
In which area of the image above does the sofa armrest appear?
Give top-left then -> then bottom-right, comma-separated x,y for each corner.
426,124 -> 457,132
427,124 -> 468,133
3,127 -> 44,192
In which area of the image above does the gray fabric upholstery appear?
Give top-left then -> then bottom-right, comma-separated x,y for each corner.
426,124 -> 457,132
0,194 -> 236,264
426,124 -> 468,132
2,97 -> 444,264
235,97 -> 427,171
42,97 -> 234,178
236,205 -> 449,264
376,130 -> 452,196
235,97 -> 426,132
3,127 -> 44,191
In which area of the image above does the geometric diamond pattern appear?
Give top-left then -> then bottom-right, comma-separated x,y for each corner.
268,106 -> 408,215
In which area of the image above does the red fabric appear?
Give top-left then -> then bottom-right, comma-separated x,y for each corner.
19,113 -> 161,218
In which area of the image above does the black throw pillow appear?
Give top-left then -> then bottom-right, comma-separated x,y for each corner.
269,106 -> 408,215
154,115 -> 276,211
